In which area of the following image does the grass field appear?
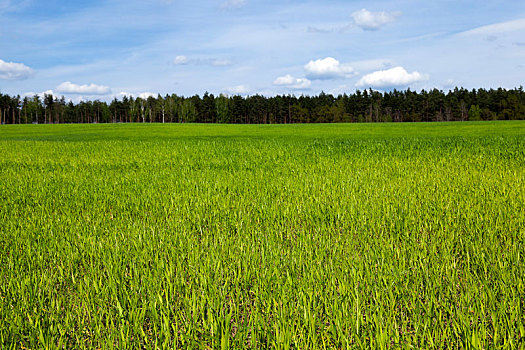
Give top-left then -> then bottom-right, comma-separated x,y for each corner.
1,121 -> 524,348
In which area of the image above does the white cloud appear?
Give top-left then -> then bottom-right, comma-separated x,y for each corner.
138,92 -> 157,99
56,81 -> 111,95
307,26 -> 332,34
221,0 -> 246,9
114,91 -> 133,98
42,90 -> 59,98
273,74 -> 311,89
304,57 -> 356,80
209,59 -> 232,67
0,59 -> 34,80
173,56 -> 232,67
173,55 -> 189,65
23,90 -> 82,103
351,9 -> 401,31
112,91 -> 156,100
460,18 -> 525,36
356,66 -> 428,88
226,85 -> 250,94
26,90 -> 61,100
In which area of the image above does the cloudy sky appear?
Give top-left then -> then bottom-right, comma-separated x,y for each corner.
1,0 -> 525,101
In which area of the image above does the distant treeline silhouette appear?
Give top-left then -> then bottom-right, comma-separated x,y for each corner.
1,87 -> 524,124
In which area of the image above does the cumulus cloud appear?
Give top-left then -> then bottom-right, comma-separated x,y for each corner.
273,74 -> 311,89
304,57 -> 356,80
221,0 -> 246,9
56,81 -> 111,95
351,9 -> 401,31
41,89 -> 56,97
111,91 -> 157,100
138,92 -> 157,99
173,55 -> 190,65
0,59 -> 34,80
114,92 -> 133,99
356,66 -> 428,88
22,90 -> 62,100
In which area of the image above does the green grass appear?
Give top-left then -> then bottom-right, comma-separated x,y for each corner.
1,121 -> 524,348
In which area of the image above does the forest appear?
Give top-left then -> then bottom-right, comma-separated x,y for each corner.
1,87 -> 525,124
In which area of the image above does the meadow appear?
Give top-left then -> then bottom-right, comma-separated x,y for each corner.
0,121 -> 524,349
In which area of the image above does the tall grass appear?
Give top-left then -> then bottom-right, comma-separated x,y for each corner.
1,122 -> 524,348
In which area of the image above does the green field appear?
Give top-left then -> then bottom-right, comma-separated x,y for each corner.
1,122 -> 524,348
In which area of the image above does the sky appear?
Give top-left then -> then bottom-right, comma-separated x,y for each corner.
1,0 -> 525,101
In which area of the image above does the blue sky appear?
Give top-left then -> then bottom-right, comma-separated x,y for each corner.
1,0 -> 524,101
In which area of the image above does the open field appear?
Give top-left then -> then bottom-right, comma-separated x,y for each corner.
1,121 -> 524,348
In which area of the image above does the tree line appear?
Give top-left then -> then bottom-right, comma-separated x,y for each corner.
1,87 -> 524,125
